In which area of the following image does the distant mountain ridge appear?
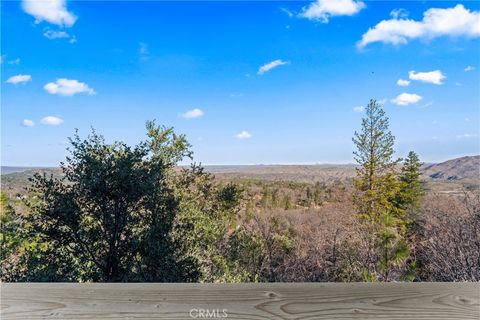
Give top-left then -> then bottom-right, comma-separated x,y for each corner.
1,156 -> 479,182
421,155 -> 480,181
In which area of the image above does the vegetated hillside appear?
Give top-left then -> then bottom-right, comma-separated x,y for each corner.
1,155 -> 479,197
1,167 -> 52,175
207,164 -> 357,184
210,156 -> 480,184
421,155 -> 480,181
1,168 -> 63,198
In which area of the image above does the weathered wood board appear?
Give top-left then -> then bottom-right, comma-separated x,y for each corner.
1,283 -> 479,319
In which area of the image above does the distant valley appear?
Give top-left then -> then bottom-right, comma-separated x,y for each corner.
2,156 -> 478,197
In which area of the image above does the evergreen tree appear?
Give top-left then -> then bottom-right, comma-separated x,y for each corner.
352,99 -> 400,221
352,99 -> 410,281
396,151 -> 424,281
397,151 -> 423,210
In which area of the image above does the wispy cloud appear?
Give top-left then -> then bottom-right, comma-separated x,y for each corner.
300,0 -> 365,23
456,133 -> 478,139
235,131 -> 252,140
353,106 -> 364,112
397,79 -> 410,86
258,59 -> 289,75
21,119 -> 35,127
390,8 -> 409,19
280,7 -> 294,18
421,101 -> 434,108
1,55 -> 21,65
6,74 -> 32,84
22,0 -> 77,27
409,70 -> 446,85
44,78 -> 95,96
43,29 -> 69,39
43,28 -> 76,43
7,58 -> 20,65
41,116 -> 64,125
139,42 -> 149,61
391,93 -> 422,106
181,108 -> 204,119
464,65 -> 475,72
358,4 -> 479,48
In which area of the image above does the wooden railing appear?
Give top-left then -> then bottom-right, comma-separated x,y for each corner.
1,283 -> 479,319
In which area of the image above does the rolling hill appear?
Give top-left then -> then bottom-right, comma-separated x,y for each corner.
1,156 -> 478,197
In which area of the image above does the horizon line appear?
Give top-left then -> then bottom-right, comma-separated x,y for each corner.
2,153 -> 479,169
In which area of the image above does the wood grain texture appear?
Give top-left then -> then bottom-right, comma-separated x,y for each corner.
1,283 -> 479,320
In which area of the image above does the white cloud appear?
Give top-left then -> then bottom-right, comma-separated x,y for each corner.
390,8 -> 409,19
22,119 -> 35,127
391,93 -> 422,106
41,116 -> 64,125
258,59 -> 289,75
409,70 -> 446,85
235,131 -> 252,140
6,74 -> 32,84
465,117 -> 470,122
43,29 -> 76,43
456,133 -> 478,139
22,0 -> 77,27
358,4 -> 480,48
353,106 -> 365,112
464,65 -> 475,72
300,0 -> 365,23
181,108 -> 204,119
44,78 -> 95,96
43,29 -> 69,39
397,79 -> 410,86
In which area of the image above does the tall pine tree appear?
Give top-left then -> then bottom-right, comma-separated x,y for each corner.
352,99 -> 410,281
398,151 -> 423,210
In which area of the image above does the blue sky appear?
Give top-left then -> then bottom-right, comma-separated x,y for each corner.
1,0 -> 479,166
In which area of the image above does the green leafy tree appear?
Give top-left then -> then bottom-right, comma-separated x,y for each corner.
3,121 -> 250,283
0,193 -> 31,272
1,193 -> 18,261
352,99 -> 410,281
19,124 -> 196,282
171,166 -> 246,282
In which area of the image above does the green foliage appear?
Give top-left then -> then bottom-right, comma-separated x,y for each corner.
2,122 -> 247,282
171,165 -> 246,282
1,110 -> 429,283
0,193 -> 21,261
352,99 -> 413,281
17,126 -> 194,281
352,99 -> 400,222
397,151 -> 424,210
